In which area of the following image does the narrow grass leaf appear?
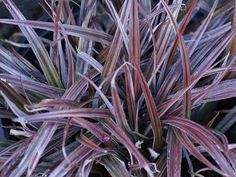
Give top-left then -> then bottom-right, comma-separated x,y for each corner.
167,128 -> 182,177
161,0 -> 191,118
133,64 -> 163,151
77,52 -> 103,73
188,0 -> 218,57
105,0 -> 130,52
0,19 -> 112,44
103,119 -> 155,177
124,66 -> 136,130
49,136 -> 100,177
3,0 -> 63,87
129,0 -> 141,96
173,129 -> 226,176
16,108 -> 112,123
100,155 -> 131,177
102,0 -> 130,78
164,117 -> 236,176
0,74 -> 64,98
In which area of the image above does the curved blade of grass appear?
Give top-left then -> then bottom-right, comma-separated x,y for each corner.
110,64 -> 133,133
216,105 -> 236,133
72,118 -> 111,143
77,52 -> 103,73
63,71 -> 98,100
50,0 -> 62,73
61,29 -> 75,88
100,155 -> 131,177
0,74 -> 64,98
162,0 -> 198,87
149,1 -> 182,81
49,136 -> 100,177
105,0 -> 130,53
103,118 -> 155,177
0,80 -> 26,112
155,152 -> 167,177
179,0 -> 199,34
102,0 -> 130,78
75,0 -> 95,77
129,0 -> 141,96
0,80 -> 28,129
25,99 -> 80,110
195,32 -> 235,75
141,4 -> 182,24
1,93 -> 27,125
124,66 -> 136,130
164,117 -> 236,176
0,19 -> 112,45
78,134 -> 107,153
173,129 -> 226,176
188,0 -> 218,57
133,64 -> 163,151
76,159 -> 94,177
164,49 -> 235,119
76,151 -> 111,177
161,0 -> 191,118
0,46 -> 45,82
3,0 -> 62,87
77,73 -> 115,115
15,108 -> 112,123
15,108 -> 112,122
164,116 -> 224,152
111,79 -> 130,130
167,128 -> 182,177
199,80 -> 236,103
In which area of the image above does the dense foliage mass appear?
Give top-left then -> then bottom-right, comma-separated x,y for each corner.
0,0 -> 236,176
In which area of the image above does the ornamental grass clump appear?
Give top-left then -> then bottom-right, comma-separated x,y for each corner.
0,0 -> 236,176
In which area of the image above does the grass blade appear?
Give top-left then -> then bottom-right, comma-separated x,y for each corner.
100,155 -> 131,177
3,0 -> 63,87
161,0 -> 191,118
164,117 -> 236,176
129,0 -> 141,96
0,19 -> 112,44
102,0 -> 130,78
167,128 -> 182,177
133,64 -> 163,151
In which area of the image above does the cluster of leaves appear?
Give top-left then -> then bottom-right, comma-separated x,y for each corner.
0,0 -> 236,176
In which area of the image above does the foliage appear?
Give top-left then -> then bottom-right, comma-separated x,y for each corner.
0,0 -> 236,176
